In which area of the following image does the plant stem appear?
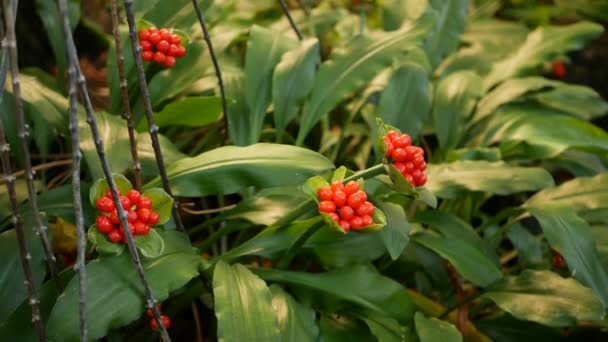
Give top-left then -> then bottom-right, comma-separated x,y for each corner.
3,0 -> 62,293
58,2 -> 171,340
121,0 -> 184,232
277,220 -> 323,269
191,0 -> 230,144
278,0 -> 303,40
109,0 -> 142,191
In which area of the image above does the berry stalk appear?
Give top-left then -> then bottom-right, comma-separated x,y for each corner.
3,0 -> 62,293
109,0 -> 142,191
58,2 -> 171,340
278,0 -> 304,40
121,0 -> 184,232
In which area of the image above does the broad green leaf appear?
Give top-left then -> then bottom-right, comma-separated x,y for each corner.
296,11 -> 437,145
270,7 -> 348,40
414,312 -> 462,342
426,0 -> 469,67
483,21 -> 603,89
530,84 -> 608,120
475,314 -> 564,342
447,147 -> 502,162
382,0 -> 429,30
142,0 -> 201,30
223,66 -> 250,146
47,231 -> 201,341
89,174 -> 132,206
254,264 -> 416,323
377,61 -> 431,140
135,229 -> 165,258
142,188 -> 174,225
432,71 -> 483,152
245,25 -> 297,144
525,204 -> 608,308
425,160 -> 554,199
359,314 -> 409,342
376,201 -> 410,260
33,183 -> 95,224
144,144 -> 334,197
483,270 -> 605,326
87,226 -> 125,256
507,223 -> 547,268
136,133 -> 187,178
153,96 -> 227,128
319,314 -> 375,342
591,226 -> 608,267
213,261 -> 279,342
272,38 -> 320,140
270,285 -> 319,342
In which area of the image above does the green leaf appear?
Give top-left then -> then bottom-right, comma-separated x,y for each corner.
142,188 -> 174,225
0,180 -> 34,219
483,270 -> 605,327
87,226 -> 125,256
141,0 -> 200,29
483,21 -> 604,89
213,261 -> 280,342
507,223 -> 547,268
359,314 -> 409,342
272,38 -> 320,139
245,25 -> 297,144
530,84 -> 608,120
319,313 -> 375,342
425,0 -> 469,68
153,96 -> 228,128
296,12 -> 437,145
135,229 -> 165,258
414,312 -> 462,342
255,264 -> 415,323
377,61 -> 431,140
382,0 -> 429,30
376,201 -> 410,260
412,232 -> 503,287
136,133 -> 187,178
270,285 -> 319,342
525,204 -> 608,308
432,71 -> 483,152
425,160 -> 554,199
144,144 -> 335,197
88,174 -> 133,206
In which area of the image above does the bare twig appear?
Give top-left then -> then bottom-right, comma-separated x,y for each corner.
3,0 -> 62,292
278,0 -> 304,40
109,0 -> 142,190
191,0 -> 229,143
58,1 -> 171,340
0,159 -> 72,184
181,203 -> 236,215
57,0 -> 88,338
0,2 -> 45,339
121,0 -> 184,232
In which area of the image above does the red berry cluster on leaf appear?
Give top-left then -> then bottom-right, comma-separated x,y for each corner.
146,305 -> 171,331
383,130 -> 427,187
317,181 -> 375,232
95,189 -> 159,244
138,27 -> 186,68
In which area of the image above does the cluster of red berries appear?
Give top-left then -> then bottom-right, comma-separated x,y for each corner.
317,180 -> 375,232
146,305 -> 171,331
138,27 -> 186,68
95,189 -> 159,244
383,130 -> 427,187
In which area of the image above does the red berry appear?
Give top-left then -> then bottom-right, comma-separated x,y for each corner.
150,315 -> 171,330
106,189 -> 121,198
120,196 -> 132,210
139,197 -> 153,209
120,222 -> 136,236
142,51 -> 154,61
552,61 -> 565,78
330,181 -> 343,192
164,56 -> 176,68
139,30 -> 150,41
96,215 -> 113,233
149,32 -> 161,45
328,213 -> 340,223
356,201 -> 374,216
160,30 -> 172,42
167,44 -> 180,57
318,201 -> 336,213
383,136 -> 394,157
146,305 -> 162,318
157,40 -> 170,52
96,197 -> 115,213
147,27 -> 158,34
339,206 -> 355,220
140,224 -> 151,235
138,208 -> 152,223
419,161 -> 427,171
404,173 -> 415,186
108,229 -> 122,243
110,210 -> 120,224
148,211 -> 160,225
361,215 -> 374,227
404,162 -> 415,173
412,154 -> 425,168
127,210 -> 138,223
393,135 -> 412,148
343,181 -> 359,196
140,40 -> 153,51
391,148 -> 408,162
339,220 -> 351,232
386,130 -> 399,141
175,46 -> 186,58
318,186 -> 333,201
416,173 -> 427,186
347,190 -> 367,209
332,191 -> 347,207
154,52 -> 166,64
127,190 -> 141,205
394,162 -> 406,174
170,34 -> 181,45
350,216 -> 364,230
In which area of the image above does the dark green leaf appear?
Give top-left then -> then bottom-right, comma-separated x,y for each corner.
87,226 -> 125,256
88,174 -> 132,206
359,314 -> 409,342
530,84 -> 608,120
135,229 -> 165,259
376,201 -> 410,260
319,313 -> 375,342
426,0 -> 469,67
142,188 -> 174,225
382,0 -> 429,30
154,96 -> 228,128
136,133 -> 187,178
270,285 -> 319,342
507,223 -> 547,268
414,312 -> 462,342
213,261 -> 280,341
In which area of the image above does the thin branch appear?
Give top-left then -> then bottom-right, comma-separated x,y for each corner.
58,1 -> 171,340
0,159 -> 72,184
3,0 -> 62,292
121,0 -> 184,232
109,0 -> 142,191
191,0 -> 229,143
57,0 -> 87,338
181,203 -> 236,215
278,0 -> 304,40
0,1 -> 45,339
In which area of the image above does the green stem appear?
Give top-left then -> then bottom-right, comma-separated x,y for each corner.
277,220 -> 324,269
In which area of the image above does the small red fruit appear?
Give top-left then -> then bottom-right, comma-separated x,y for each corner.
167,44 -> 180,57
127,190 -> 141,205
393,135 -> 412,148
349,216 -> 364,230
417,173 -> 427,186
356,201 -> 374,216
96,197 -> 115,212
175,46 -> 186,58
140,40 -> 153,51
318,186 -> 333,201
552,249 -> 565,268
157,40 -> 170,52
134,222 -> 146,235
343,181 -> 360,196
139,224 -> 151,235
552,61 -> 566,78
150,315 -> 171,330
127,210 -> 138,223
139,30 -> 150,41
386,130 -> 399,141
332,191 -> 347,207
120,196 -> 132,210
96,215 -> 113,233
160,30 -> 172,41
318,201 -> 336,213
147,27 -> 158,34
146,304 -> 162,318
339,220 -> 351,232
404,173 -> 415,186
138,208 -> 152,223
328,212 -> 340,223
346,190 -> 366,209
148,211 -> 160,225
339,206 -> 355,220
394,162 -> 406,174
361,215 -> 374,227
106,189 -> 121,198
404,162 -> 415,173
164,56 -> 176,68
170,34 -> 181,45
330,181 -> 343,192
139,197 -> 153,209
142,51 -> 154,61
110,210 -> 120,224
149,33 -> 161,45
108,230 -> 122,243
154,52 -> 166,64
391,148 -> 408,162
